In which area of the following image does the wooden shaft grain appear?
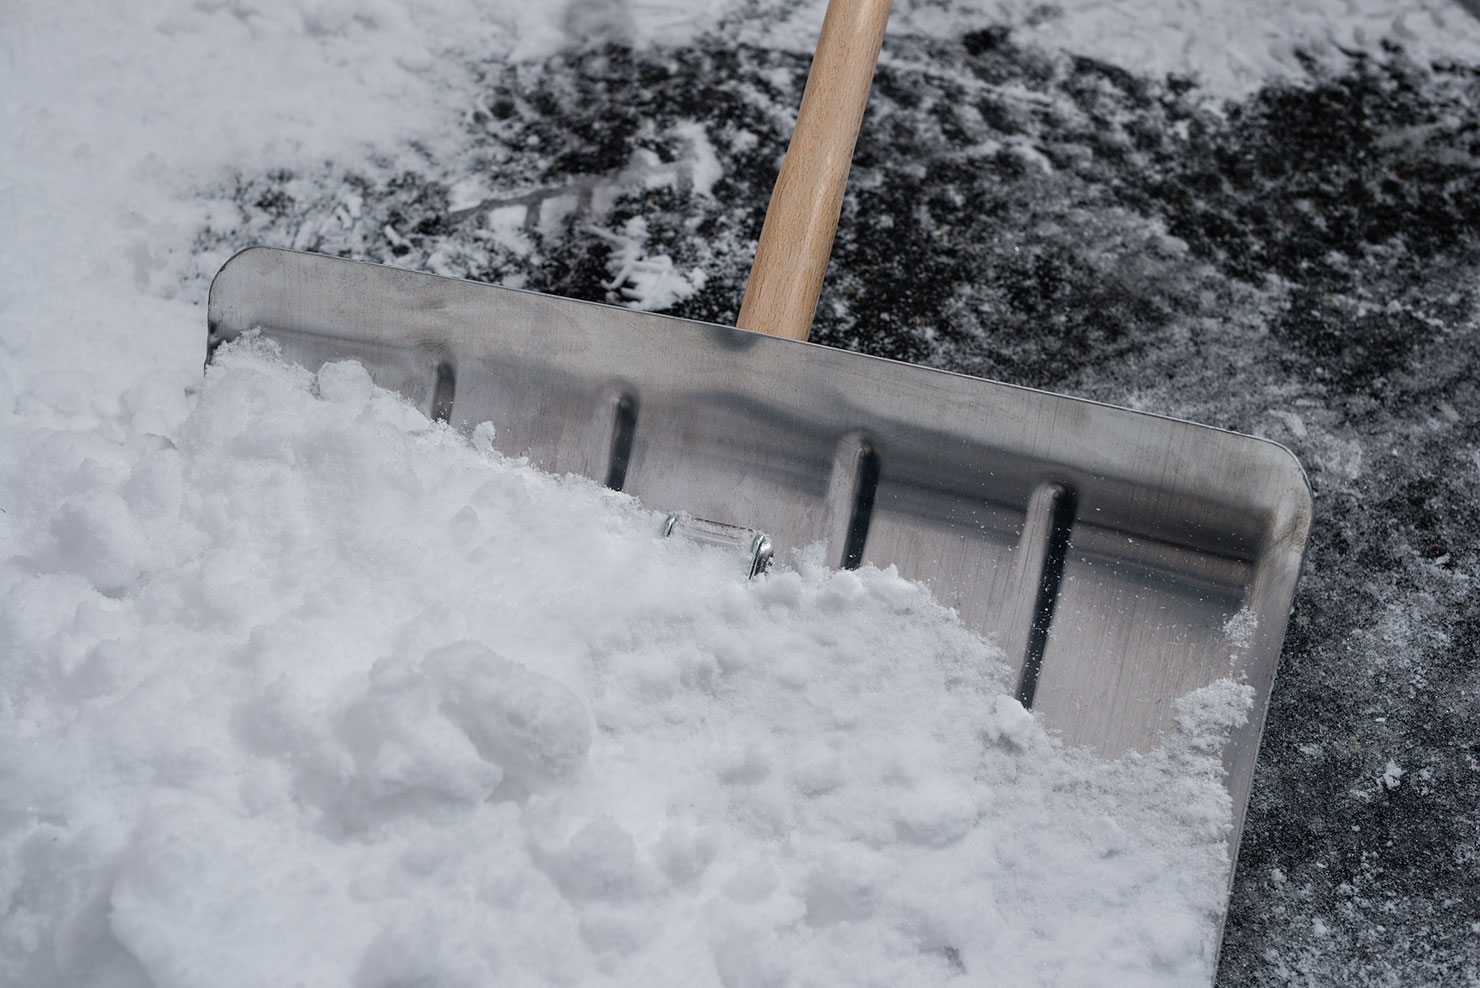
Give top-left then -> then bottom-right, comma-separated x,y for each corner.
736,0 -> 893,342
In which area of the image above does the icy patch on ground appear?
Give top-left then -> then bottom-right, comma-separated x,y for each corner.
1,341 -> 1242,987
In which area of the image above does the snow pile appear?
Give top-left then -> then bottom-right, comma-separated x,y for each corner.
0,340 -> 1244,987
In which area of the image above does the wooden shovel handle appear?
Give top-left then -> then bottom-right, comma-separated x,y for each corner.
736,0 -> 893,342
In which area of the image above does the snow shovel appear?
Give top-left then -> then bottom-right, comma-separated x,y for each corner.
207,0 -> 1310,958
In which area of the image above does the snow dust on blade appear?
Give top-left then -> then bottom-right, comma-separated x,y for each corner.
207,245 -> 1312,823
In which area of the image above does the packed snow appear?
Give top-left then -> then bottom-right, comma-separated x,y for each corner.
6,0 -> 1480,986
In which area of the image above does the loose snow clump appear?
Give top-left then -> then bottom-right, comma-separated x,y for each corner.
0,341 -> 1242,987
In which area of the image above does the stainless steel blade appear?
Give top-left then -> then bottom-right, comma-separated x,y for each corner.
208,246 -> 1312,875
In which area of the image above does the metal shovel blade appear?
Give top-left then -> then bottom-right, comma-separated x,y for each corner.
208,246 -> 1312,867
